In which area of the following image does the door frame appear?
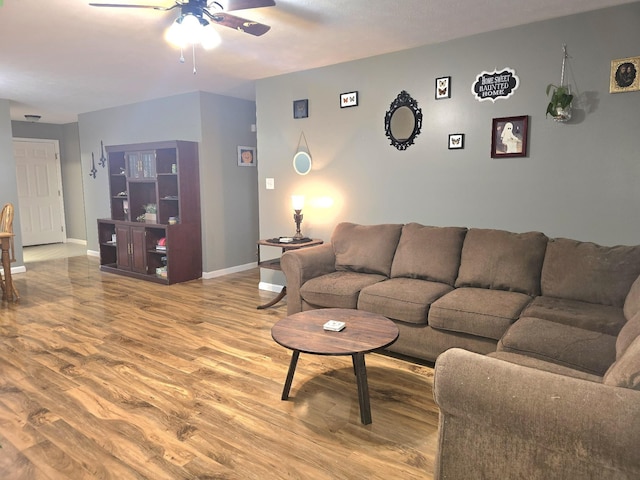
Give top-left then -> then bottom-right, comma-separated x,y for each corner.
13,137 -> 67,244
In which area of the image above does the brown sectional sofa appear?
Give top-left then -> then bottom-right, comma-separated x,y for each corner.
281,221 -> 640,479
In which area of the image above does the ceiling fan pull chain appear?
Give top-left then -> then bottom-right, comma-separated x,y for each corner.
179,47 -> 185,64
193,44 -> 197,75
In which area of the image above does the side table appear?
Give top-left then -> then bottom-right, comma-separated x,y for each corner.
257,238 -> 323,309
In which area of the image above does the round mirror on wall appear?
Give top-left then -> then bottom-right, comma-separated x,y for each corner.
384,90 -> 423,150
293,151 -> 312,175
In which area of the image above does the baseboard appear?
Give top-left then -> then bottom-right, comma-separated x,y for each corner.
66,238 -> 87,245
202,262 -> 257,279
258,281 -> 284,293
10,265 -> 27,275
87,250 -> 100,257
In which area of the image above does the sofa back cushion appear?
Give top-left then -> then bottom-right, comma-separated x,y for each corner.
332,222 -> 403,276
541,238 -> 640,307
604,335 -> 640,390
390,223 -> 467,285
454,229 -> 548,296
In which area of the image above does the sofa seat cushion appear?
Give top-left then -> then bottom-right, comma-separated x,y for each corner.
390,223 -> 467,285
429,287 -> 532,340
357,278 -> 453,325
332,222 -> 403,276
488,352 -> 603,383
454,228 -> 548,296
521,296 -> 626,336
300,271 -> 386,309
604,335 -> 640,390
498,317 -> 617,376
541,238 -> 640,307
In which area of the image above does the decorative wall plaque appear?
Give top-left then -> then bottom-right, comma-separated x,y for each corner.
472,67 -> 519,102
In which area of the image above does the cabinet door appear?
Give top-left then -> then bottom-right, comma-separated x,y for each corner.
130,226 -> 147,274
115,224 -> 132,270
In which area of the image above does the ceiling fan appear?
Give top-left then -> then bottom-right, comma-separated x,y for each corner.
89,0 -> 275,37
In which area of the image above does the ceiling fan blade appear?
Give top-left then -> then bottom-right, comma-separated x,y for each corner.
89,2 -> 179,11
206,11 -> 271,36
215,0 -> 275,12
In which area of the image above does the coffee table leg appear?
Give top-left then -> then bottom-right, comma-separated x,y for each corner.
282,350 -> 300,400
352,353 -> 372,425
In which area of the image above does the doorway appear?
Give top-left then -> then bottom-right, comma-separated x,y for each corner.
13,138 -> 66,246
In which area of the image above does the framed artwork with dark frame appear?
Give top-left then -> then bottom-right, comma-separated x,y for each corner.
293,99 -> 309,118
435,76 -> 451,99
340,91 -> 358,108
237,146 -> 257,167
448,133 -> 464,150
491,115 -> 528,158
610,56 -> 640,93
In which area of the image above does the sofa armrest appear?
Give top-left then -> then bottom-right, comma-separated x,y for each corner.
281,243 -> 336,315
433,348 -> 640,480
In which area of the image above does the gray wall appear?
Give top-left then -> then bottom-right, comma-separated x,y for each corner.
11,121 -> 86,241
0,99 -> 23,265
78,91 -> 258,274
255,2 -> 640,288
200,92 -> 259,272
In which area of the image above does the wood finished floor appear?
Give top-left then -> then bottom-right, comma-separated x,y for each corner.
0,256 -> 438,479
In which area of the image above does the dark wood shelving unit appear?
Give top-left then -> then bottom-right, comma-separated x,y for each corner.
97,140 -> 202,285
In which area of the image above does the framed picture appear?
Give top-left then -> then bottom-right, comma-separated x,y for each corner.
448,133 -> 464,150
435,76 -> 451,99
340,91 -> 358,108
293,99 -> 309,119
237,146 -> 256,167
491,115 -> 528,158
610,56 -> 640,93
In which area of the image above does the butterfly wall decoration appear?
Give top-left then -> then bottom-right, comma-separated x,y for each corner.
436,76 -> 451,99
448,133 -> 464,150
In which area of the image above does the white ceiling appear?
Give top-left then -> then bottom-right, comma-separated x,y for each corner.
0,0 -> 635,124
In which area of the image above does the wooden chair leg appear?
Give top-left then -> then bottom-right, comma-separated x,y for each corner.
0,269 -> 6,301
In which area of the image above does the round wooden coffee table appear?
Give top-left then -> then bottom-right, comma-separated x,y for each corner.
271,308 -> 399,425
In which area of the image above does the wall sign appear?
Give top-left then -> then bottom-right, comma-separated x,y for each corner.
472,67 -> 519,102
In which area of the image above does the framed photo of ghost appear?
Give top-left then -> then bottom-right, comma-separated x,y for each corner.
491,115 -> 528,158
435,76 -> 451,99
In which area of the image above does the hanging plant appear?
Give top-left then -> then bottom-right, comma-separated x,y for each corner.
546,44 -> 573,122
546,84 -> 573,121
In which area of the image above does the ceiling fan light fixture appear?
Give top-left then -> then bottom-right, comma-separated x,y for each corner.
165,13 -> 221,49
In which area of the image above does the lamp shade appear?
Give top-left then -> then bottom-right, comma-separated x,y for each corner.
291,195 -> 305,211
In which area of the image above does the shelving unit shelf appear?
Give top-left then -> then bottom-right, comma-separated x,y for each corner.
97,140 -> 201,285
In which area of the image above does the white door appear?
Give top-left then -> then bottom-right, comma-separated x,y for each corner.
13,139 -> 66,246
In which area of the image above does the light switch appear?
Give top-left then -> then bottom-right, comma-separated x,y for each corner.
266,178 -> 275,190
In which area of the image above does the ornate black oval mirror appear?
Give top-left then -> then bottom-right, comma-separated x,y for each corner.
384,90 -> 423,150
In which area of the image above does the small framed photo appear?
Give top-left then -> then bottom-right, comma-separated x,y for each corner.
340,91 -> 359,108
610,56 -> 639,93
491,116 -> 528,158
237,146 -> 256,167
435,76 -> 451,99
293,99 -> 309,119
448,133 -> 464,150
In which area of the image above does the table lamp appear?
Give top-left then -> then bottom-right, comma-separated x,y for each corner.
292,195 -> 305,239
